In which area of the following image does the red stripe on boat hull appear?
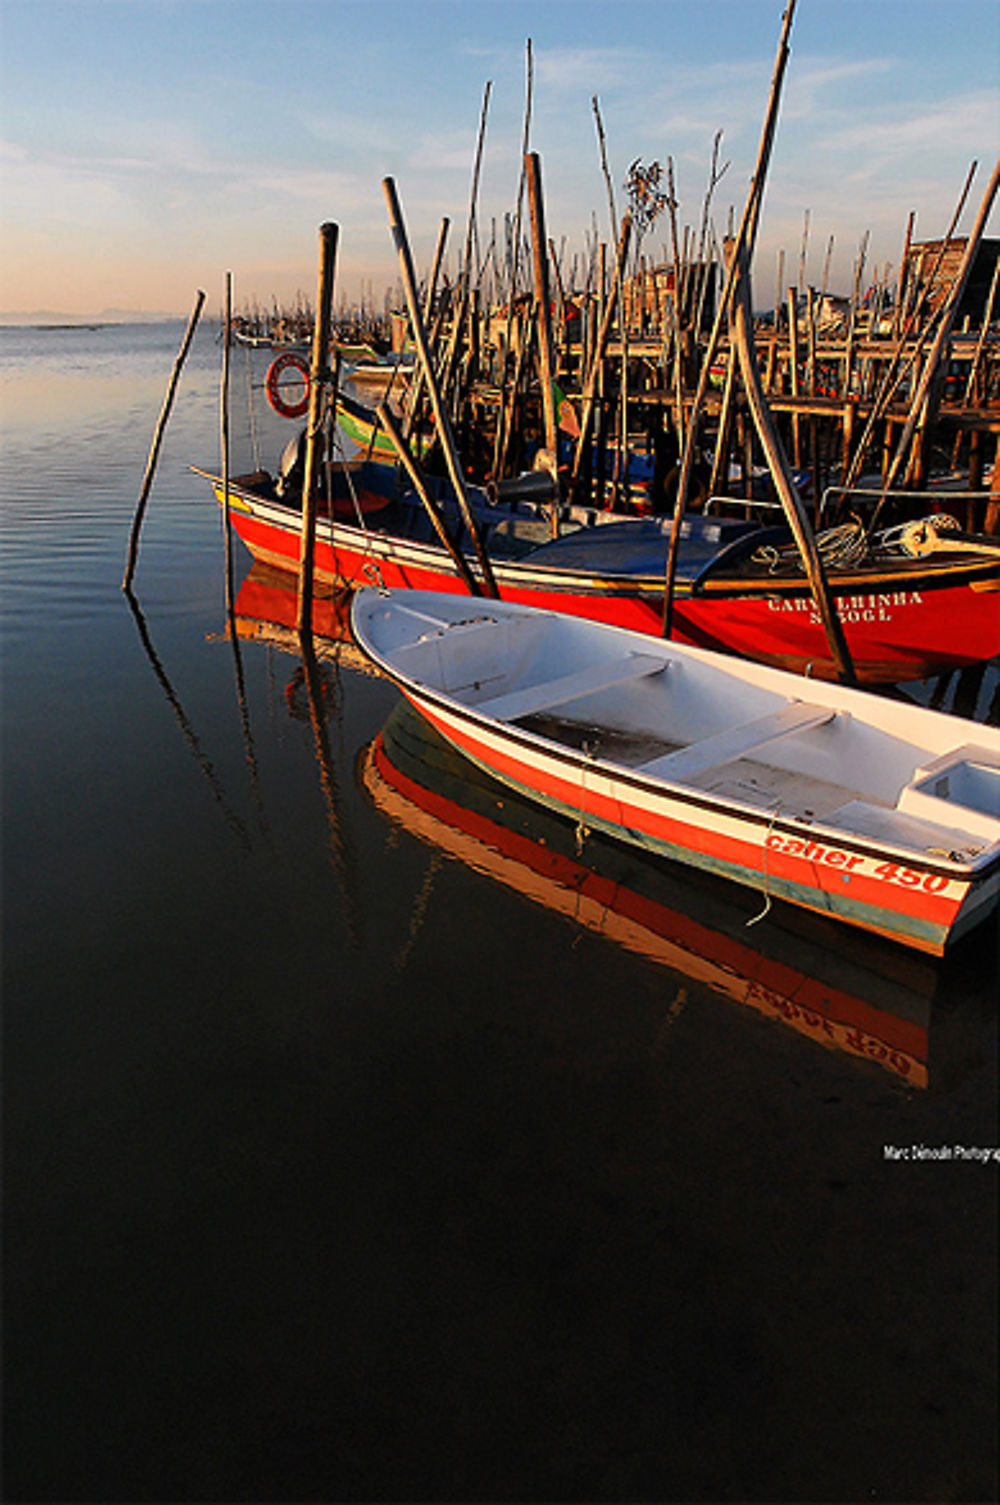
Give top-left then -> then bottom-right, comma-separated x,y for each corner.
225,495 -> 1000,682
407,694 -> 974,954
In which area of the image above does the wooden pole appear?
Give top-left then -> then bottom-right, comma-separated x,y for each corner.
666,158 -> 686,449
873,155 -> 999,526
384,175 -> 498,596
569,214 -> 632,499
962,250 -> 1000,407
122,289 -> 205,591
298,221 -> 339,638
402,216 -> 451,442
893,212 -> 915,341
376,402 -> 483,598
662,0 -> 799,639
838,166 -> 978,501
525,152 -> 559,533
709,345 -> 739,497
731,244 -> 856,682
438,82 -> 491,412
221,271 -> 234,615
786,287 -> 802,468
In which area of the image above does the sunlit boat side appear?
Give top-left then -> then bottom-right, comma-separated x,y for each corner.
351,589 -> 1000,954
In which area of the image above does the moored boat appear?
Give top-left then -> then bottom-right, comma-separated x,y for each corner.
361,698 -> 943,1087
350,588 -> 1000,954
198,454 -> 1000,682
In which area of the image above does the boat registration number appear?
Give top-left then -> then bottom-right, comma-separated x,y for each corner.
765,835 -> 951,893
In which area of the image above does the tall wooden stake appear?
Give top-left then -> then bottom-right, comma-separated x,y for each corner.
122,289 -> 205,591
298,221 -> 339,638
525,152 -> 559,532
221,271 -> 234,615
873,155 -> 999,524
376,401 -> 483,598
568,215 -> 632,499
384,176 -> 498,596
731,245 -> 855,683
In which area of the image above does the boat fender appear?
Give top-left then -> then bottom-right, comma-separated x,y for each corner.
266,352 -> 311,418
275,429 -> 307,498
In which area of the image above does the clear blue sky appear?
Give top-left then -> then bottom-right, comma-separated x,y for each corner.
1,0 -> 997,317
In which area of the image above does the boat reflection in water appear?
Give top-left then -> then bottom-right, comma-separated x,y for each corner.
228,562 -> 992,1090
362,697 -> 986,1092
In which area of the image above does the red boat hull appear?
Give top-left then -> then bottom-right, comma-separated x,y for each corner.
221,483 -> 1000,683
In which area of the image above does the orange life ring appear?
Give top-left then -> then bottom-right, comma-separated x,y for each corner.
266,352 -> 311,418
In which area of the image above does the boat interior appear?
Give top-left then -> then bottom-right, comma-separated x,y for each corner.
381,602 -> 1000,867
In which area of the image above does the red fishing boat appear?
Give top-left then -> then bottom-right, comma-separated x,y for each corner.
197,457 -> 1000,683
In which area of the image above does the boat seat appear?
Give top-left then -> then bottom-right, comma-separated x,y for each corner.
638,700 -> 838,783
895,744 -> 1000,843
473,652 -> 667,723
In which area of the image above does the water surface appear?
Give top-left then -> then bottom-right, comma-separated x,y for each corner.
2,322 -> 997,1503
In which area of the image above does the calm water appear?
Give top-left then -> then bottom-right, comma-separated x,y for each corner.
2,322 -> 998,1503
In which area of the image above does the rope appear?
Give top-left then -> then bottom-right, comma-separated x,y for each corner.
750,511 -> 964,573
751,516 -> 868,572
575,740 -> 597,855
745,803 -> 783,928
874,512 -> 961,556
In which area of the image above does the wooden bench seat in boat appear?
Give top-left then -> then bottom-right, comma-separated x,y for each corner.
637,701 -> 838,784
473,652 -> 667,723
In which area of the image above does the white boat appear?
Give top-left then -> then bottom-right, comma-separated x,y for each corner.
350,588 -> 1000,954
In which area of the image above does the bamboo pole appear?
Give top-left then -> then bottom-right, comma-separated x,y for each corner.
731,244 -> 856,682
568,214 -> 632,500
663,3 -> 798,637
297,221 -> 339,638
660,0 -> 852,679
843,231 -> 868,396
786,287 -> 802,468
872,155 -> 1000,528
592,95 -> 629,506
837,165 -> 978,503
962,250 -> 1000,407
666,157 -> 686,449
893,212 -> 916,341
376,402 -> 483,597
401,216 -> 451,443
122,289 -> 205,591
491,38 -> 534,482
820,234 -> 834,300
384,175 -> 499,597
525,152 -> 559,533
708,342 -> 739,497
439,82 -> 492,411
221,271 -> 234,615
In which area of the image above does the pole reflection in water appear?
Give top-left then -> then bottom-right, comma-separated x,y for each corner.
224,556 -> 996,1090
123,584 -> 254,850
297,636 -> 364,948
230,562 -> 366,944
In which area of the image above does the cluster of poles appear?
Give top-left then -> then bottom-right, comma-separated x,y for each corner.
123,0 -> 999,691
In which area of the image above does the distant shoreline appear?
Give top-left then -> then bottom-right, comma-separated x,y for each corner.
0,312 -> 191,328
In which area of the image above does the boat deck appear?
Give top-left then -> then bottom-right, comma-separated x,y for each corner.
517,711 -> 864,819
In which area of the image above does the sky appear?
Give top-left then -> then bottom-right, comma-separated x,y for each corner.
1,0 -> 998,319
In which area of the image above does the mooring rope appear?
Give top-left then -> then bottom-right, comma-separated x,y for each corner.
745,802 -> 783,928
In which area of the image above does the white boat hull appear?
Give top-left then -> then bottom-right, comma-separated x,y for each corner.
351,591 -> 1000,954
